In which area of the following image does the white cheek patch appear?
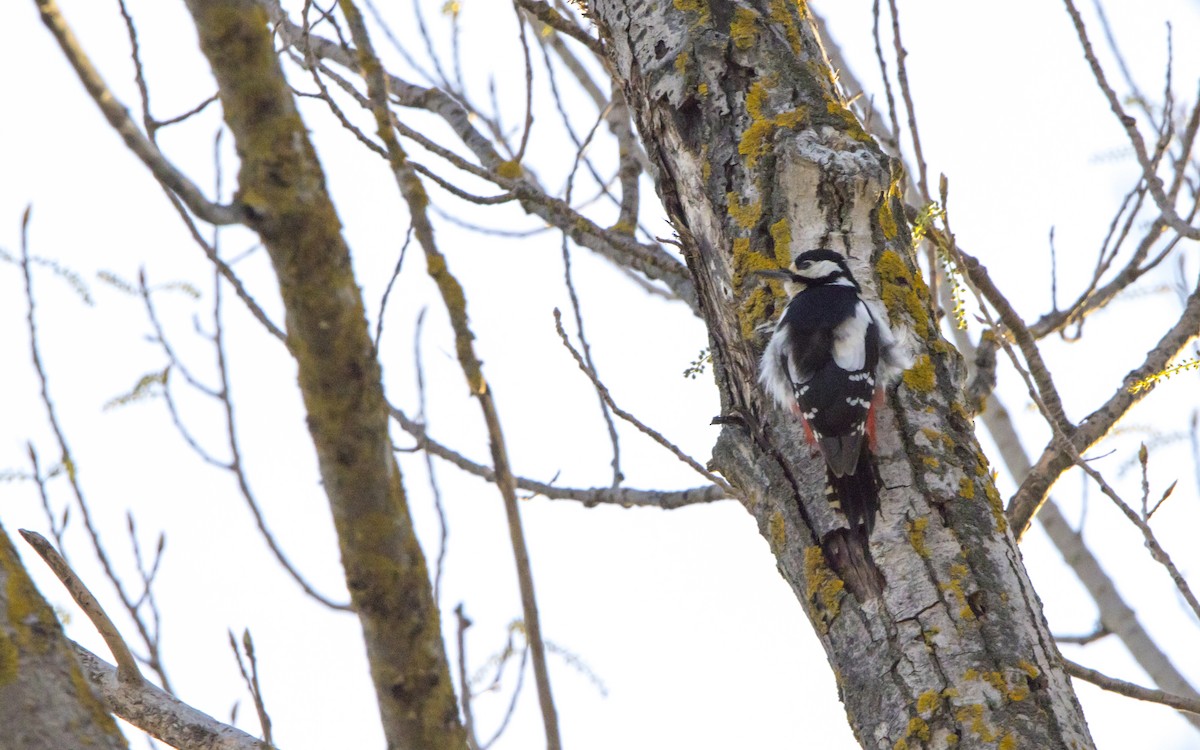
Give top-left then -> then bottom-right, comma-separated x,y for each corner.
796,259 -> 841,279
832,302 -> 871,371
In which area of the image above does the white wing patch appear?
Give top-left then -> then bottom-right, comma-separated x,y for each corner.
831,302 -> 871,371
758,322 -> 796,410
865,298 -> 915,383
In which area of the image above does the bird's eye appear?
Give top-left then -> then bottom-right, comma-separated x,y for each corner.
797,260 -> 812,269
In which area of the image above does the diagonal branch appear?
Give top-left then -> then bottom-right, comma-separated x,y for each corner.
1061,0 -> 1200,240
1065,658 -> 1200,716
34,0 -> 240,226
391,406 -> 727,508
72,643 -> 271,750
336,3 -> 562,746
181,2 -> 466,746
1008,273 -> 1200,536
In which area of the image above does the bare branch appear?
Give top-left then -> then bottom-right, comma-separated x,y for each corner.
227,629 -> 275,748
1009,273 -> 1200,536
337,3 -> 562,745
19,530 -> 143,685
33,0 -> 240,225
391,405 -> 727,508
554,310 -> 737,497
71,643 -> 272,750
516,0 -> 604,56
1065,658 -> 1200,716
1062,0 -> 1200,239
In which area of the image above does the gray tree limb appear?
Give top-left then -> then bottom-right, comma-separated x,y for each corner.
589,1 -> 1094,746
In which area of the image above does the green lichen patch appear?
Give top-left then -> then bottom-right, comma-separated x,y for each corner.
876,250 -> 932,336
940,563 -> 975,622
767,511 -> 786,550
907,517 -> 930,558
825,101 -> 873,143
916,688 -> 941,715
732,236 -> 787,341
730,7 -> 758,49
982,479 -> 1007,533
769,217 -> 792,264
903,355 -> 936,393
0,631 -> 17,686
738,78 -> 807,169
726,192 -> 763,229
804,546 -> 845,627
955,703 -> 998,743
675,49 -> 690,76
767,0 -> 804,53
495,160 -> 523,179
673,0 -> 711,25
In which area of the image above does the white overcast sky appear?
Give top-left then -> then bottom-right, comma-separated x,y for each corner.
3,1 -> 1200,748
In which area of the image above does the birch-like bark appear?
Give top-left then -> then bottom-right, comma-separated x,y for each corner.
0,522 -> 130,750
590,1 -> 1094,747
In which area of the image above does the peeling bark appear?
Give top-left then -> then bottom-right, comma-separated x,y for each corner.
590,1 -> 1095,747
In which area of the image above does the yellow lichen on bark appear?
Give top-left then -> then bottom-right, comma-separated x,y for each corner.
903,355 -> 936,393
730,7 -> 758,49
876,250 -> 932,335
769,217 -> 792,264
727,192 -> 763,229
804,547 -> 845,625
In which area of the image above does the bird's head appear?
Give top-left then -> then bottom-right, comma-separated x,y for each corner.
753,249 -> 859,296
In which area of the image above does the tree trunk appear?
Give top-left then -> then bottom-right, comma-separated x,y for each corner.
590,1 -> 1095,747
0,522 -> 130,750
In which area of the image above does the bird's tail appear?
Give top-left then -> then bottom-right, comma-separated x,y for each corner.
826,447 -> 882,537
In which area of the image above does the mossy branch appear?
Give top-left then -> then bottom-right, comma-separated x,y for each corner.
338,3 -> 562,747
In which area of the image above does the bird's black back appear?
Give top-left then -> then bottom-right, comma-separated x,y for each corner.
780,285 -> 880,441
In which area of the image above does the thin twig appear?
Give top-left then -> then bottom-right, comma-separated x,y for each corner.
34,0 -> 239,225
228,629 -> 275,748
870,0 -> 902,160
1065,658 -> 1200,716
392,404 -> 725,507
979,273 -> 1200,623
1008,269 -> 1200,536
516,0 -> 604,56
339,5 -> 562,745
1056,625 -> 1110,646
27,443 -> 68,551
1062,0 -> 1199,239
511,0 -> 535,165
211,267 -> 352,611
374,224 -> 413,349
20,205 -> 175,693
886,0 -> 928,201
553,310 -> 737,496
560,103 -> 624,488
455,605 -> 482,750
414,310 -> 450,605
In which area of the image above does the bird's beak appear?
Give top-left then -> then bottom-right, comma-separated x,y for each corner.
750,269 -> 798,282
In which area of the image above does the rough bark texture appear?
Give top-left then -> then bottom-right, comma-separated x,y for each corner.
180,3 -> 466,749
0,522 -> 129,750
590,1 -> 1095,747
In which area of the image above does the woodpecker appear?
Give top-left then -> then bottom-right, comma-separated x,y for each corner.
758,249 -> 910,537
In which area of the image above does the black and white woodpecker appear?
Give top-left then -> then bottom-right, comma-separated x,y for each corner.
758,249 -> 911,536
